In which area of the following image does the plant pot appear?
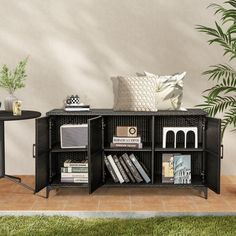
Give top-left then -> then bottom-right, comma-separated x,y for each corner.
4,94 -> 18,111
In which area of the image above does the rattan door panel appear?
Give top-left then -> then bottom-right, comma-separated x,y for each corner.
35,117 -> 49,193
88,116 -> 103,193
205,117 -> 221,194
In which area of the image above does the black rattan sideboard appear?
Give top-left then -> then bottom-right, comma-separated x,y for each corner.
34,109 -> 222,198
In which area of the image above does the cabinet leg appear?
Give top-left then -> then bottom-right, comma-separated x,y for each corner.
46,186 -> 50,198
204,187 -> 208,199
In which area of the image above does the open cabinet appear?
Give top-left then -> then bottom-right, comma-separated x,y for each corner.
34,114 -> 103,197
34,109 -> 222,198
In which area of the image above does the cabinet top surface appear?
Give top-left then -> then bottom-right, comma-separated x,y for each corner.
0,110 -> 41,121
46,108 -> 207,116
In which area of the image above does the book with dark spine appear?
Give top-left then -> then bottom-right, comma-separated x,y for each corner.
61,177 -> 88,183
129,154 -> 151,183
104,155 -> 119,183
110,143 -> 143,149
122,153 -> 143,183
140,161 -> 150,177
113,155 -> 130,183
119,156 -> 136,183
107,155 -> 124,184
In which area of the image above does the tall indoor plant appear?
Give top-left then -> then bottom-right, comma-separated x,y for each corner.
196,0 -> 236,136
0,58 -> 28,111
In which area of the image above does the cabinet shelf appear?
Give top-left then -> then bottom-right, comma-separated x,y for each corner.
104,178 -> 152,187
154,175 -> 204,187
155,147 -> 204,152
104,147 -> 152,152
51,144 -> 87,153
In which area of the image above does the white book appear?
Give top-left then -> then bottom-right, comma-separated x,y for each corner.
64,162 -> 88,168
107,155 -> 124,184
61,173 -> 88,178
64,107 -> 90,111
129,154 -> 151,183
112,136 -> 141,143
173,154 -> 191,184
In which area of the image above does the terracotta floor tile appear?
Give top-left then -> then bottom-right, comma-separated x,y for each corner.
1,175 -> 236,212
31,202 -> 66,211
97,195 -> 130,203
98,201 -> 131,211
0,203 -> 33,210
65,203 -> 99,211
131,203 -> 164,211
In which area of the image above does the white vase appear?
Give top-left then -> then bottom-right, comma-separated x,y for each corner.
4,93 -> 18,111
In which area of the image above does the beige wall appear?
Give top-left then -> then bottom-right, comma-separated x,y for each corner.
0,0 -> 235,175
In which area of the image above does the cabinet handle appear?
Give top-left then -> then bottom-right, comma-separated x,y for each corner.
33,144 -> 36,158
221,144 -> 224,159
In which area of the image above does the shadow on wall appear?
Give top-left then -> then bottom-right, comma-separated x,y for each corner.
0,0 -> 218,111
1,0 -> 233,174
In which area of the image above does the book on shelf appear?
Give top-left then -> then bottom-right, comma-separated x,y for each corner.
65,104 -> 90,108
119,156 -> 136,183
64,160 -> 88,168
112,136 -> 141,144
173,154 -> 191,184
162,153 -> 174,183
140,161 -> 150,177
107,155 -> 124,184
113,155 -> 130,183
104,156 -> 119,183
61,173 -> 88,178
64,104 -> 90,111
110,143 -> 143,149
129,154 -> 151,183
122,153 -> 143,183
61,177 -> 88,183
61,167 -> 88,173
64,107 -> 90,111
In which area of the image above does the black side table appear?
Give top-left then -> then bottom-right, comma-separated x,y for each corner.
0,110 -> 41,191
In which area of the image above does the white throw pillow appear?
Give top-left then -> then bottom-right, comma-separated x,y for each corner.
142,71 -> 186,110
112,76 -> 157,111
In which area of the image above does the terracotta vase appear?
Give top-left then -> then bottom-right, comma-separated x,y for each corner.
4,93 -> 18,111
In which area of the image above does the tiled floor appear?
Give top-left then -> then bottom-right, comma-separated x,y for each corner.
0,176 -> 236,212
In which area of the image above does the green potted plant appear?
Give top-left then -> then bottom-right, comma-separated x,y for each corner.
0,58 -> 28,111
196,0 -> 236,136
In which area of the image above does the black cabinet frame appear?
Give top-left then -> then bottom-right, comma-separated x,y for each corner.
34,109 -> 221,198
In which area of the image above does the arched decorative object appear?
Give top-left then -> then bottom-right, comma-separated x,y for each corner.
163,127 -> 198,148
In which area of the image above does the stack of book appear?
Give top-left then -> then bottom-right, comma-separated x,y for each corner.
162,153 -> 191,184
61,159 -> 88,183
104,153 -> 150,184
110,136 -> 142,149
64,104 -> 90,112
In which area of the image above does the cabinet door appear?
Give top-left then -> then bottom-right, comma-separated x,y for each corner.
88,116 -> 103,194
35,117 -> 49,193
205,117 -> 221,194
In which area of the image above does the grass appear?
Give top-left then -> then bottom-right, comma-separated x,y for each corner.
0,216 -> 236,236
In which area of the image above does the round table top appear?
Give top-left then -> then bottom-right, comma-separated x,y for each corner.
0,110 -> 41,121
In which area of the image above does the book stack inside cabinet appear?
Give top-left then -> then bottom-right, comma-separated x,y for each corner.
104,153 -> 151,184
61,159 -> 88,183
110,126 -> 142,149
